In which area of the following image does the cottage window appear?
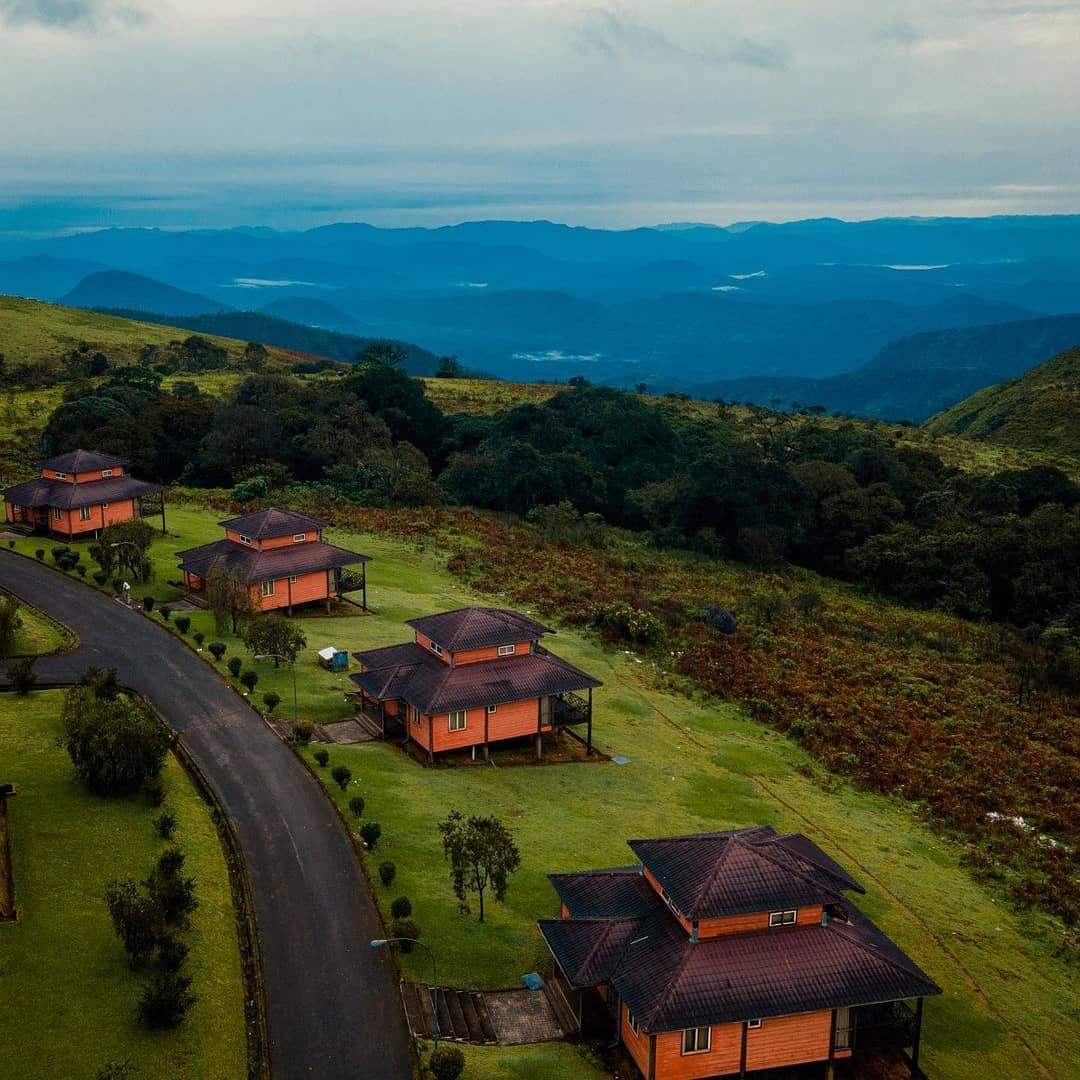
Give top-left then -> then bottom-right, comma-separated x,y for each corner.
449,710 -> 467,732
239,534 -> 252,545
102,503 -> 109,509
497,644 -> 516,656
747,1018 -> 762,1029
487,704 -> 497,714
54,472 -> 67,480
52,507 -> 63,520
430,641 -> 443,656
412,707 -> 421,726
682,1026 -> 711,1054
260,580 -> 276,598
79,506 -> 92,521
288,575 -> 298,583
101,469 -> 114,477
292,533 -> 307,543
626,1008 -> 639,1034
768,909 -> 797,927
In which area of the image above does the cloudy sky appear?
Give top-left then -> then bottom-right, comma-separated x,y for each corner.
1,0 -> 1078,230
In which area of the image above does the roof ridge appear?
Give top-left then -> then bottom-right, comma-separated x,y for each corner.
747,840 -> 847,902
762,835 -> 864,894
635,928 -> 696,1030
828,919 -> 939,990
685,836 -> 740,916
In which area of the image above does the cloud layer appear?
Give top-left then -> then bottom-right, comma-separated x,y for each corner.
0,0 -> 147,29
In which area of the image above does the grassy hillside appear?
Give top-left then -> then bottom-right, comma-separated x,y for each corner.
0,295 -> 296,369
924,346 -> 1080,458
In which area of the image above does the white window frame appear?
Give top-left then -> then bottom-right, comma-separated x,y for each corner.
53,472 -> 67,481
430,640 -> 443,656
747,1018 -> 762,1030
288,575 -> 298,583
260,579 -> 276,598
101,502 -> 109,509
292,533 -> 307,543
497,644 -> 516,656
79,505 -> 92,521
52,507 -> 63,520
239,534 -> 252,545
487,704 -> 498,714
412,706 -> 422,726
101,469 -> 114,478
682,1026 -> 711,1055
626,1007 -> 640,1034
769,909 -> 797,928
448,709 -> 467,732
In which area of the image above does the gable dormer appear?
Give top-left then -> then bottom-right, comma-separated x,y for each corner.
218,508 -> 327,553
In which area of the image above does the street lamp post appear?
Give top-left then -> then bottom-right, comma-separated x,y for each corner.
370,938 -> 439,1049
254,653 -> 298,724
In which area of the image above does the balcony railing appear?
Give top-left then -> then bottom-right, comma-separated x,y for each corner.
836,1000 -> 917,1052
552,691 -> 590,727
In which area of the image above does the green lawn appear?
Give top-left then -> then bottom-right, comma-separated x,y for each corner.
0,691 -> 247,1080
1,590 -> 73,657
5,505 -> 1079,1080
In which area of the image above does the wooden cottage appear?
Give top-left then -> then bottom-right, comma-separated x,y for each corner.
350,607 -> 601,761
539,827 -> 940,1080
177,508 -> 370,614
2,450 -> 164,538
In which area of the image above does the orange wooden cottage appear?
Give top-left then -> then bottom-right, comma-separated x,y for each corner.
176,508 -> 370,614
539,827 -> 940,1080
350,607 -> 601,762
2,450 -> 164,538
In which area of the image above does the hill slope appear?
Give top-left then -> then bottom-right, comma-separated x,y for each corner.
61,270 -> 231,316
924,347 -> 1080,457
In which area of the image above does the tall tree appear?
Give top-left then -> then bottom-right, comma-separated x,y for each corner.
243,617 -> 307,666
438,810 -> 520,922
206,564 -> 257,634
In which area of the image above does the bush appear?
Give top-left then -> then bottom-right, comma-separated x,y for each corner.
93,571 -> 109,586
378,860 -> 396,887
158,606 -> 172,622
313,748 -> 329,767
112,579 -> 123,593
77,564 -> 87,577
227,657 -> 242,678
209,642 -> 226,661
262,691 -> 281,714
6,540 -> 12,548
390,916 -> 419,952
157,934 -> 189,973
192,631 -> 204,646
52,546 -> 71,563
146,847 -> 199,926
590,601 -> 665,647
390,896 -> 412,919
291,721 -> 313,745
240,670 -> 258,693
137,971 -> 196,1029
174,615 -> 191,635
142,596 -> 155,612
360,820 -> 381,848
95,1062 -> 136,1080
6,657 -> 37,695
35,548 -> 45,560
145,780 -> 166,807
348,794 -> 365,819
427,1045 -> 465,1080
104,878 -> 160,969
331,764 -> 352,790
155,810 -> 177,839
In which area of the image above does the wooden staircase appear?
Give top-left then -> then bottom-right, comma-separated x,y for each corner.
400,981 -> 498,1044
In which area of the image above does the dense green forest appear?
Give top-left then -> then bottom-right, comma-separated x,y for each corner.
35,344 -> 1080,663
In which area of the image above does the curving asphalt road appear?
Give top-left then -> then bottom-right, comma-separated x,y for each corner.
0,551 -> 414,1080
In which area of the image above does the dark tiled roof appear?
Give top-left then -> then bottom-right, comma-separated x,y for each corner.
628,828 -> 851,919
549,869 -> 660,919
3,475 -> 162,510
37,449 -> 126,473
350,640 -> 600,714
218,507 -> 328,539
406,607 -> 554,651
537,917 -> 649,987
177,538 -> 368,582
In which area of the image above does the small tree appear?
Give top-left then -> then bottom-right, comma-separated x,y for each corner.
137,971 -> 196,1029
104,878 -> 160,969
142,595 -> 156,612
157,935 -> 189,973
100,520 -> 156,583
360,820 -> 381,848
207,564 -> 257,635
158,606 -> 172,622
174,615 -> 191,635
227,657 -> 242,678
0,595 -> 23,657
240,670 -> 258,693
262,691 -> 281,714
293,720 -> 314,744
6,657 -> 36,695
155,810 -> 177,839
331,764 -> 352,790
208,642 -> 226,662
438,810 -> 520,922
390,916 -> 419,952
145,847 -> 198,927
348,795 -> 365,819
378,860 -> 396,887
35,548 -> 45,560
390,896 -> 412,919
243,617 -> 307,667
428,1045 -> 466,1080
313,749 -> 329,767
192,631 -> 204,646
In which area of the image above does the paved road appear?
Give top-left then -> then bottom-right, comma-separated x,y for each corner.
0,551 -> 414,1080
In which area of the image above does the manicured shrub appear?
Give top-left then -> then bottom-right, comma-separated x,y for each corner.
227,657 -> 242,678
390,916 -> 419,952
208,642 -> 226,661
158,605 -> 172,622
157,935 -> 189,973
137,971 -> 196,1029
427,1045 -> 465,1080
360,820 -> 381,848
348,794 -> 365,819
155,810 -> 177,839
240,669 -> 258,693
262,691 -> 281,714
35,548 -> 45,560
293,720 -> 314,744
77,564 -> 87,577
174,615 -> 191,635
390,896 -> 412,919
6,657 -> 37,695
6,540 -> 13,549
331,764 -> 352,790
192,631 -> 204,646
104,878 -> 160,969
146,847 -> 199,927
313,749 -> 330,767
143,596 -> 156,612
52,546 -> 71,563
378,860 -> 396,887
93,571 -> 109,586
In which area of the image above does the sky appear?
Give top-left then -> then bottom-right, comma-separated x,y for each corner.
1,0 -> 1079,231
